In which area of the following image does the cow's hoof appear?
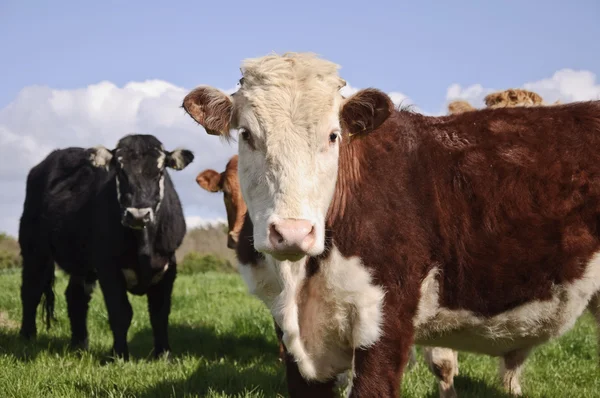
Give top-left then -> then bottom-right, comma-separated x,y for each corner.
100,350 -> 128,365
19,329 -> 36,341
69,338 -> 89,352
154,350 -> 172,361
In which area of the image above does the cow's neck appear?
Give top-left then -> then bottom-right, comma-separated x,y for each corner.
326,135 -> 366,232
131,219 -> 164,268
134,226 -> 154,257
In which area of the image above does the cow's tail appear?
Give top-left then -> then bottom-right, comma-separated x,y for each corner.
40,267 -> 56,330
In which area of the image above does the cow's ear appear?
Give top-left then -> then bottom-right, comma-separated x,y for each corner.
196,169 -> 222,192
182,86 -> 233,137
166,149 -> 194,171
88,146 -> 114,169
340,89 -> 394,137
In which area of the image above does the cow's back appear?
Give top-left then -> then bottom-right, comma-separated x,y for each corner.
410,101 -> 600,315
19,147 -> 114,271
326,100 -> 600,357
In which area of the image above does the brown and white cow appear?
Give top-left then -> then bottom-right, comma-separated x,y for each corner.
196,154 -> 417,378
423,88 -> 566,397
183,52 -> 600,397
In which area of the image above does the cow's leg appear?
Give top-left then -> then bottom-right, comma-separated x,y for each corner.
65,274 -> 95,350
500,348 -> 530,396
98,270 -> 133,361
423,347 -> 459,398
274,319 -> 286,363
589,293 -> 600,365
284,350 -> 337,398
147,261 -> 176,359
407,345 -> 418,370
349,334 -> 412,397
20,253 -> 54,340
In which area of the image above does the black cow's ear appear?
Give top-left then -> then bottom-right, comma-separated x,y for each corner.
166,149 -> 194,171
88,146 -> 114,170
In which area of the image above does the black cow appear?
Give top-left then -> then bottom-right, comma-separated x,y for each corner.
18,134 -> 194,360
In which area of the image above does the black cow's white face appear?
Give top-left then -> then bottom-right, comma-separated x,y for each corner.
88,134 -> 194,229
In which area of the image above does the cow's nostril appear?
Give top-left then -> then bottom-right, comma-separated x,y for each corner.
269,223 -> 284,245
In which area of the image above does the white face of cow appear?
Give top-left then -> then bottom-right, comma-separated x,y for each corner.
233,80 -> 344,261
183,53 -> 393,261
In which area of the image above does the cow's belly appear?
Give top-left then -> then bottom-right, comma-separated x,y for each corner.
413,259 -> 600,357
414,311 -> 556,356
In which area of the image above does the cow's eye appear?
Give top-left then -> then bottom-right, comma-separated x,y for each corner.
329,131 -> 339,144
239,128 -> 255,149
239,128 -> 251,141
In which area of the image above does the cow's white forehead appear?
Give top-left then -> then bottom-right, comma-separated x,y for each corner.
233,52 -> 345,132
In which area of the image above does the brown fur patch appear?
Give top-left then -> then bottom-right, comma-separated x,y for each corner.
196,169 -> 221,192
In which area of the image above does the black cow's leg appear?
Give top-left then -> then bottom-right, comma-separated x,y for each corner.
147,260 -> 176,359
65,274 -> 95,350
98,270 -> 133,361
284,348 -> 337,398
20,253 -> 54,340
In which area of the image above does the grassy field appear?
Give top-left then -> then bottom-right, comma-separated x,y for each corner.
0,268 -> 599,398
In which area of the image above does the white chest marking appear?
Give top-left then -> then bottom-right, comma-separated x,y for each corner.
238,246 -> 385,381
413,252 -> 600,356
121,262 -> 169,290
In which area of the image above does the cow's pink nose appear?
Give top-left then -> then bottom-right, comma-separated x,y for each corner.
268,219 -> 316,255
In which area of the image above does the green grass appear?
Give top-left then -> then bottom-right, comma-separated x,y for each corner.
0,269 -> 598,397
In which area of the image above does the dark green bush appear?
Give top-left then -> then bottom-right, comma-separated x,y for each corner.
0,250 -> 21,270
0,233 -> 20,270
178,252 -> 235,274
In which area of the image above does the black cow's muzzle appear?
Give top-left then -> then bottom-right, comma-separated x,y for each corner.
122,207 -> 153,229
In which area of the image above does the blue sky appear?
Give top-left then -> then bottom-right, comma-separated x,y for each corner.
2,0 -> 598,110
0,0 -> 599,234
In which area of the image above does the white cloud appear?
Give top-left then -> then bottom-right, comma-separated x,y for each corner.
524,69 -> 600,104
185,216 -> 227,230
445,83 -> 495,109
340,82 -> 417,112
340,83 -> 360,98
444,69 -> 600,112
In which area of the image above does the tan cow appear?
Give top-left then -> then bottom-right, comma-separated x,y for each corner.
448,88 -> 561,115
184,52 -> 600,398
